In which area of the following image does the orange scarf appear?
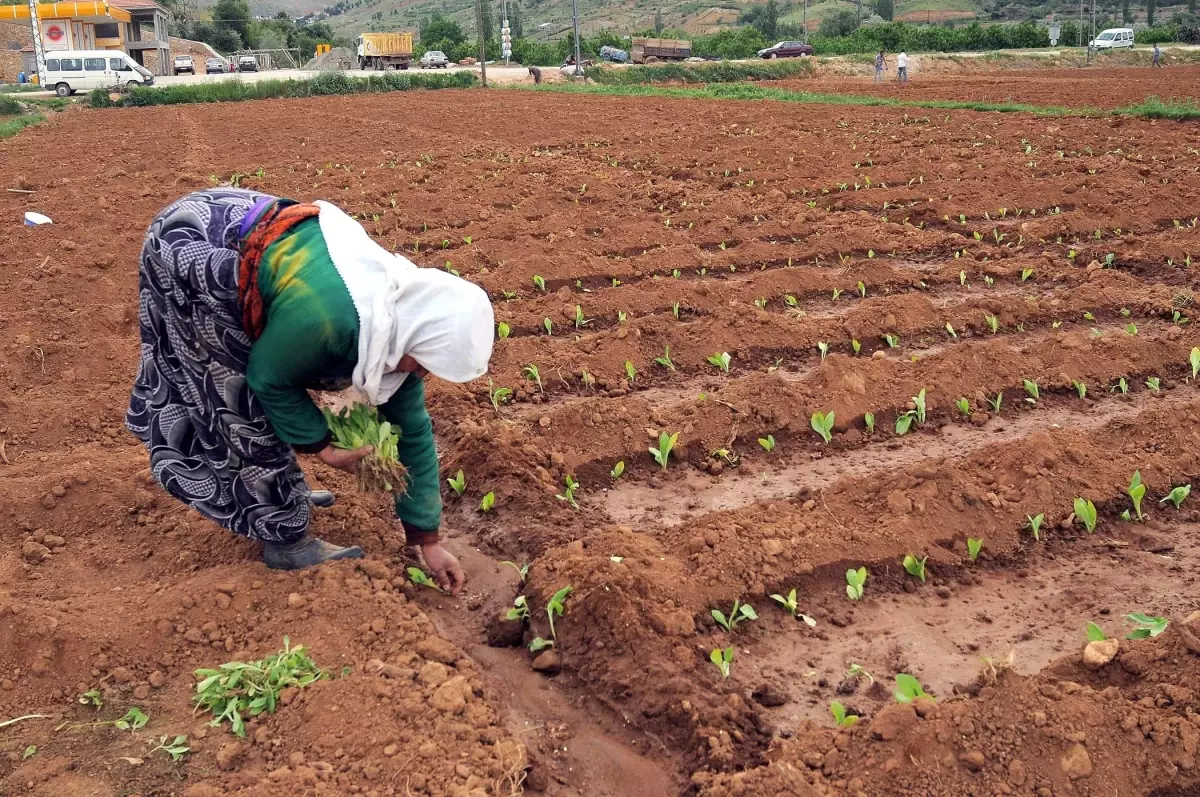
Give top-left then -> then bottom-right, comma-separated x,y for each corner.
237,202 -> 321,340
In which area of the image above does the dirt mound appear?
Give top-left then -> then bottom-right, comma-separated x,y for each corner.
302,46 -> 353,70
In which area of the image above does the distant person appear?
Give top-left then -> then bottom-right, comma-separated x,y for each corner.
874,50 -> 887,83
897,51 -> 909,83
529,65 -> 542,84
1152,43 -> 1163,68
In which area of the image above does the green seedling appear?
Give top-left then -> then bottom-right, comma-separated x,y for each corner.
529,637 -> 554,652
895,413 -> 914,436
501,561 -> 529,583
851,338 -> 862,354
864,412 -> 875,433
1112,377 -> 1129,395
712,600 -> 758,632
818,342 -> 829,360
985,315 -> 999,333
624,360 -> 637,384
988,392 -> 1003,414
894,674 -> 932,704
649,431 -> 679,471
1074,497 -> 1097,533
149,734 -> 190,762
832,287 -> 843,300
1146,376 -> 1161,392
1026,513 -> 1045,541
654,346 -> 676,371
109,707 -> 148,732
22,745 -> 36,760
1125,323 -> 1138,335
532,275 -> 545,292
618,311 -> 627,323
1073,380 -> 1087,399
1160,484 -> 1191,509
1021,268 -> 1034,281
194,638 -> 326,737
1121,509 -> 1132,522
1128,471 -> 1146,521
784,294 -> 798,307
1191,347 -> 1200,379
945,322 -> 957,339
959,270 -> 968,286
1125,613 -> 1169,640
488,379 -> 512,414
574,305 -> 591,329
830,701 -> 859,728
810,411 -> 835,444
522,364 -> 543,393
79,689 -> 104,710
754,297 -> 767,309
322,403 -> 405,493
912,388 -> 927,424
758,435 -> 776,453
1023,379 -> 1040,404
955,397 -> 971,416
672,301 -> 682,319
501,290 -> 517,300
770,588 -> 817,626
967,538 -> 983,562
848,663 -> 874,685
1086,622 -> 1108,642
846,566 -> 868,600
710,646 -> 734,679
902,554 -> 928,583
707,352 -> 732,372
984,275 -> 994,286
507,596 -> 531,622
407,567 -> 444,593
884,334 -> 899,348
446,470 -> 466,497
857,281 -> 867,298
497,322 -> 511,340
480,491 -> 496,513
556,474 -> 580,510
546,585 -> 573,643
672,269 -> 681,279
610,460 -> 625,480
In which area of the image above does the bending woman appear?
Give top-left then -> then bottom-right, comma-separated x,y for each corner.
126,189 -> 492,590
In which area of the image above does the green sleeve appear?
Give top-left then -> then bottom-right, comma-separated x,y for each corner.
246,319 -> 334,451
379,377 -> 443,532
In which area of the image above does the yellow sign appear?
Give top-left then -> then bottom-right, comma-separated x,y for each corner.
314,43 -> 331,56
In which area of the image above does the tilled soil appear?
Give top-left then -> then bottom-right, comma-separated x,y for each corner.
2,80 -> 1199,797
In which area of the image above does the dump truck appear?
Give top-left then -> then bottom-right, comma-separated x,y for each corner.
630,37 -> 692,64
356,32 -> 414,70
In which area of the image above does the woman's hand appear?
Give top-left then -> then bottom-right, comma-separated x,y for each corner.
421,542 -> 465,596
317,443 -> 373,473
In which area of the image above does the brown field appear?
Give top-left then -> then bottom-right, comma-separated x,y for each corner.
2,75 -> 1200,797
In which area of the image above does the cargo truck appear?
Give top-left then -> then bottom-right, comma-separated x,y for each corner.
356,32 -> 414,70
630,37 -> 692,64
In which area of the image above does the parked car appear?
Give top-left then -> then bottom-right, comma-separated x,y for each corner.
204,57 -> 227,74
757,40 -> 813,59
44,50 -> 154,96
420,50 -> 449,69
173,55 -> 194,75
1090,27 -> 1135,48
237,55 -> 259,72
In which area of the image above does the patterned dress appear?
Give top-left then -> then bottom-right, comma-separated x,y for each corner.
125,189 -> 311,543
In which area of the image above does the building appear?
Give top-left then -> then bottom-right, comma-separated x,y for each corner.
0,0 -> 170,80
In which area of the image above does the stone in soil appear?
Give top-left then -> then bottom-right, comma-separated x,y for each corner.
1082,637 -> 1120,669
531,650 -> 562,674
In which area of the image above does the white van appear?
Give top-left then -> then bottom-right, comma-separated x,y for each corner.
1090,28 -> 1135,48
44,50 -> 155,97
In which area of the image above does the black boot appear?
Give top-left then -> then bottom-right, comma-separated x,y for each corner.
263,534 -> 363,570
309,490 -> 336,508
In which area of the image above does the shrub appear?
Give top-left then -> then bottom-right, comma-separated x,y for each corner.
584,59 -> 813,85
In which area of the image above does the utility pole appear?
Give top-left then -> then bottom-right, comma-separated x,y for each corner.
27,0 -> 47,87
474,0 -> 488,86
570,0 -> 582,77
802,0 -> 808,42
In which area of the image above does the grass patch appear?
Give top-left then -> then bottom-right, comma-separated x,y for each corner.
0,113 -> 43,139
0,95 -> 21,116
1114,96 -> 1200,120
90,70 -> 475,108
584,59 -> 814,85
529,81 -> 1081,116
0,84 -> 41,94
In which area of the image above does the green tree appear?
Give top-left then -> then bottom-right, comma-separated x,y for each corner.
510,1 -> 523,38
876,0 -> 895,21
420,13 -> 466,46
1122,0 -> 1131,21
763,0 -> 779,38
819,7 -> 860,36
1146,0 -> 1155,24
211,0 -> 254,48
655,8 -> 664,34
481,0 -> 494,43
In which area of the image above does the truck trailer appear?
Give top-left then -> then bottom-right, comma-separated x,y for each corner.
630,37 -> 692,64
356,32 -> 414,70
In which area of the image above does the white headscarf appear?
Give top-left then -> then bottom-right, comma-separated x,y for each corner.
316,201 -> 494,405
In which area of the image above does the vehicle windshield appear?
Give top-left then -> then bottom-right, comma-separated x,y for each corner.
1098,32 -> 1115,39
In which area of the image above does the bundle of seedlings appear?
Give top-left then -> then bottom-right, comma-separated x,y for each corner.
322,404 -> 407,493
